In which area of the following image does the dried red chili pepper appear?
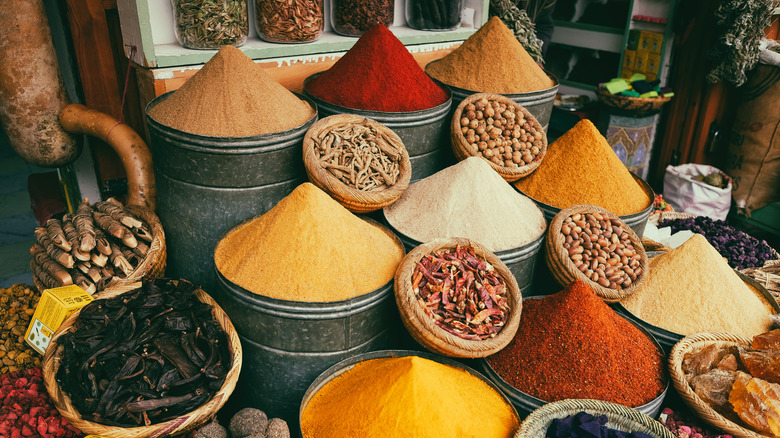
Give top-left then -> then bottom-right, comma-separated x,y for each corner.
413,244 -> 509,340
486,280 -> 665,407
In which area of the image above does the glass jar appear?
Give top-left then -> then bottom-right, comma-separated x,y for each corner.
256,0 -> 324,43
172,0 -> 249,50
331,0 -> 395,37
406,0 -> 464,31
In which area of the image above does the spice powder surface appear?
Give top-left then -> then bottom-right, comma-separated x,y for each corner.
214,183 -> 404,302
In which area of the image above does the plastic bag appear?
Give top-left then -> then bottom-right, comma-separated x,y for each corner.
663,164 -> 732,220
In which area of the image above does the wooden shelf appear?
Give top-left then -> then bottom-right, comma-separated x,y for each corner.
554,21 -> 625,35
550,25 -> 624,53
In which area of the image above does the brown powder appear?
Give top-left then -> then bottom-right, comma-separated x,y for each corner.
148,46 -> 314,137
621,234 -> 775,337
214,182 -> 404,302
514,119 -> 650,216
427,17 -> 554,94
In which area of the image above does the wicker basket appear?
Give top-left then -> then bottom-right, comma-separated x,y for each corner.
545,205 -> 648,303
302,114 -> 412,213
517,398 -> 675,438
32,203 -> 167,294
596,88 -> 672,114
450,93 -> 547,182
394,237 -> 522,358
668,332 -> 768,438
41,282 -> 242,438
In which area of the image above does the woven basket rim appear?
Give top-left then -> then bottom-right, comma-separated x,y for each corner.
393,237 -> 522,358
450,93 -> 548,182
517,398 -> 675,438
546,204 -> 648,303
32,204 -> 167,294
302,114 -> 411,213
668,332 -> 770,438
42,281 -> 242,438
597,87 -> 672,103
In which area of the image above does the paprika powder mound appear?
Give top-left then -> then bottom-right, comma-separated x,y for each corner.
305,24 -> 449,112
426,17 -> 554,94
214,182 -> 404,302
148,45 -> 314,137
514,119 -> 651,216
486,280 -> 665,407
301,355 -> 519,437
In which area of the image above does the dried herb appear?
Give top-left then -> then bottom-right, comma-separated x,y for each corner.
314,120 -> 402,191
172,0 -> 249,50
256,0 -> 323,43
0,284 -> 42,375
413,244 -> 510,340
488,0 -> 543,63
55,278 -> 232,427
332,0 -> 394,36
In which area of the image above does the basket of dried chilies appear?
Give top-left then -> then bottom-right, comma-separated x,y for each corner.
303,114 -> 412,213
42,279 -> 242,438
30,198 -> 166,294
545,204 -> 648,303
451,93 -> 547,182
394,237 -> 522,358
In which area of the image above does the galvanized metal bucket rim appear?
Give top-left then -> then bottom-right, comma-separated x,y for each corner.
612,268 -> 780,350
213,214 -> 403,318
381,208 -> 547,255
302,72 -> 453,118
298,349 -> 521,438
145,91 -> 319,152
478,295 -> 670,415
424,60 -> 560,97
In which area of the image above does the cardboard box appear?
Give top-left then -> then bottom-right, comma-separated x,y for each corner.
25,285 -> 94,355
647,53 -> 661,75
634,51 -> 649,73
638,31 -> 663,54
623,50 -> 637,70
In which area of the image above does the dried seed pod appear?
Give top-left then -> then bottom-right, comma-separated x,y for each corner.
91,251 -> 108,268
93,228 -> 112,256
72,248 -> 91,262
122,248 -> 140,267
30,260 -> 60,289
109,241 -> 134,277
93,210 -> 129,240
70,269 -> 96,294
133,241 -> 149,259
74,199 -> 97,252
30,244 -> 73,286
96,198 -> 143,228
61,214 -> 79,250
45,219 -> 71,252
133,225 -> 154,243
34,228 -> 74,269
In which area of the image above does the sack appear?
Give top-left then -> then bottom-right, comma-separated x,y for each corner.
663,164 -> 732,220
726,64 -> 780,215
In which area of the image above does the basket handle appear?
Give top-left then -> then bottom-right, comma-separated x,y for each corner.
59,104 -> 156,210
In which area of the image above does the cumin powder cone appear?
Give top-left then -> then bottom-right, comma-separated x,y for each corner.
214,182 -> 404,302
427,16 -> 554,94
148,45 -> 314,137
514,119 -> 650,215
301,356 -> 519,437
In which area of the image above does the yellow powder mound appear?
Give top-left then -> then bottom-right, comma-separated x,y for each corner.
514,119 -> 650,215
427,16 -> 554,94
301,356 -> 519,438
214,183 -> 404,302
148,46 -> 314,137
621,234 -> 775,337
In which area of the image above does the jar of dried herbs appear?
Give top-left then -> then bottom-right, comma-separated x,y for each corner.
172,0 -> 249,49
331,0 -> 395,37
405,0 -> 463,31
256,0 -> 323,43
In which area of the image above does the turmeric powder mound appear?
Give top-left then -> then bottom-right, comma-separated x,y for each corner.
301,356 -> 519,438
514,119 -> 650,215
427,16 -> 554,94
621,234 -> 775,337
148,46 -> 314,137
214,183 -> 404,302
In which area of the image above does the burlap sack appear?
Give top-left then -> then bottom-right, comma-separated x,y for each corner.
726,65 -> 780,215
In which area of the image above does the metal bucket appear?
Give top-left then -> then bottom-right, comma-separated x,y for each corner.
517,173 -> 656,238
299,350 -> 520,438
303,73 -> 452,181
212,217 -> 404,428
425,61 -> 559,133
382,210 -> 545,297
145,91 -> 317,291
478,297 -> 669,419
